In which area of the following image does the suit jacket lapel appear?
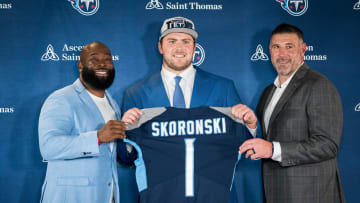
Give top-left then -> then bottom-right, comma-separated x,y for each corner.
74,79 -> 111,152
104,91 -> 121,156
190,68 -> 213,107
267,64 -> 309,136
105,91 -> 121,120
73,79 -> 105,125
145,72 -> 171,107
258,85 -> 276,138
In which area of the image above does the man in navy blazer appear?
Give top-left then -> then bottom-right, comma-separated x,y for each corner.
117,17 -> 261,203
39,42 -> 126,203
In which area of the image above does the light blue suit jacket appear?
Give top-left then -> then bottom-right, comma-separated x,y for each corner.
38,79 -> 121,203
117,67 -> 262,203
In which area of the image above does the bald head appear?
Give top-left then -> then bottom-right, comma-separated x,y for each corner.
80,41 -> 111,65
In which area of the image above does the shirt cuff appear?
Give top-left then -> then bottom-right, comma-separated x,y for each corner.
271,141 -> 282,162
247,126 -> 257,138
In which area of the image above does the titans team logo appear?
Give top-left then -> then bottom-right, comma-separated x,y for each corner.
193,43 -> 205,66
276,0 -> 308,16
67,0 -> 99,16
145,0 -> 164,9
355,103 -> 360,111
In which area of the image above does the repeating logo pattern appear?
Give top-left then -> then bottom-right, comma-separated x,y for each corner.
251,45 -> 269,61
145,0 -> 164,9
193,43 -> 205,66
276,0 -> 308,16
354,0 -> 360,10
67,0 -> 99,16
355,103 -> 360,111
41,44 -> 60,61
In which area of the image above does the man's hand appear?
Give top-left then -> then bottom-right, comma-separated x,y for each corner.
239,138 -> 273,160
232,104 -> 257,129
122,108 -> 142,124
98,120 -> 127,143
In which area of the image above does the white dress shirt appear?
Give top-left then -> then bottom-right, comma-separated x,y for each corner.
161,65 -> 196,109
264,65 -> 301,162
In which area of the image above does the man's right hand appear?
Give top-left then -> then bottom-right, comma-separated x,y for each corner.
121,108 -> 142,124
97,120 -> 127,143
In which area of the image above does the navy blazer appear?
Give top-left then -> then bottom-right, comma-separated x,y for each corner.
121,67 -> 241,111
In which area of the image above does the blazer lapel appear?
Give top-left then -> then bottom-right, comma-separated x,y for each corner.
267,64 -> 309,136
73,79 -> 105,125
105,91 -> 121,120
74,79 -> 111,152
144,72 -> 171,107
190,68 -> 213,107
258,85 -> 276,138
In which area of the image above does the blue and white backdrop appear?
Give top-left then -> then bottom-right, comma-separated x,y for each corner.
1,0 -> 359,202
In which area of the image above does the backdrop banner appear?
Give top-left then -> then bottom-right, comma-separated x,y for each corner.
0,1 -> 359,202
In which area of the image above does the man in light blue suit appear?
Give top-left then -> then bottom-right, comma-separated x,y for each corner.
39,42 -> 126,203
118,17 -> 262,203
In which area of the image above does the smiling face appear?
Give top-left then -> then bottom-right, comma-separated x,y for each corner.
158,32 -> 196,74
78,42 -> 115,90
269,33 -> 306,83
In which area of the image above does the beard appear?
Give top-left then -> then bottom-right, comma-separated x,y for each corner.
162,51 -> 193,72
81,65 -> 115,90
163,59 -> 191,72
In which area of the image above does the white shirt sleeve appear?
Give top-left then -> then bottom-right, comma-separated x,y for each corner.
247,126 -> 257,138
271,141 -> 282,162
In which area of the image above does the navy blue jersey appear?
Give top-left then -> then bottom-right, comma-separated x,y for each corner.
124,106 -> 252,203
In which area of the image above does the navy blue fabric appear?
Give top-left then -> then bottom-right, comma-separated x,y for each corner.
125,107 -> 249,203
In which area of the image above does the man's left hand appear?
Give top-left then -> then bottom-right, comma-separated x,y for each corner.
239,138 -> 273,160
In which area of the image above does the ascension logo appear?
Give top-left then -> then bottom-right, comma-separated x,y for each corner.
275,0 -> 308,16
41,44 -> 119,62
146,0 -> 164,9
355,103 -> 360,111
304,45 -> 327,61
251,44 -> 269,61
354,0 -> 360,10
41,44 -> 60,61
192,43 -> 205,66
67,0 -> 99,16
145,0 -> 222,10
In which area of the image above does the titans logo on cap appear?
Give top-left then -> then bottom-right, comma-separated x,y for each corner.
276,0 -> 308,16
166,19 -> 194,30
160,17 -> 198,40
68,0 -> 100,16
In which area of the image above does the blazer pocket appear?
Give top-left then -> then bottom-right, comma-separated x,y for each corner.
56,177 -> 89,186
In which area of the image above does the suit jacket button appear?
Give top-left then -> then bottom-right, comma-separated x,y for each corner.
107,182 -> 111,186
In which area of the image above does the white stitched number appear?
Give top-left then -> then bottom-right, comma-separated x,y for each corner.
184,138 -> 196,197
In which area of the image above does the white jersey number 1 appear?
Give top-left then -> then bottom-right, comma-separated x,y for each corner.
184,138 -> 196,197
